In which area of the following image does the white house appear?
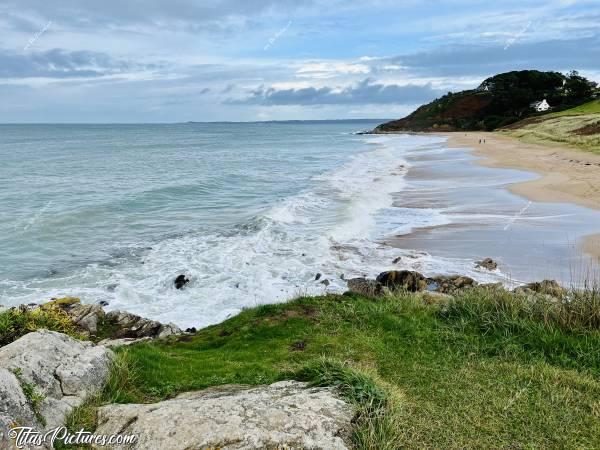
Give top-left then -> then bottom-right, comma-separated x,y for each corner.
530,99 -> 551,112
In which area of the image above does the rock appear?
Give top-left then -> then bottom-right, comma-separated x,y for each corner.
515,280 -> 565,298
315,273 -> 322,281
422,291 -> 453,305
157,323 -> 182,339
67,303 -> 105,334
0,368 -> 42,446
105,310 -> 182,340
94,381 -> 354,450
0,330 -> 113,433
320,279 -> 330,286
346,278 -> 383,297
475,258 -> 498,271
392,257 -> 402,264
98,300 -> 110,307
376,270 -> 427,292
185,327 -> 197,333
427,275 -> 478,294
98,337 -> 152,347
174,274 -> 189,289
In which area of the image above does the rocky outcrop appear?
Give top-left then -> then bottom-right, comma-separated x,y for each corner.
427,275 -> 478,294
94,380 -> 355,450
347,271 -> 481,297
376,270 -> 428,292
0,330 -> 113,447
514,280 -> 566,298
103,310 -> 181,340
39,298 -> 183,345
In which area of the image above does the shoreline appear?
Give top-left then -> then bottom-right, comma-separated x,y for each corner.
441,131 -> 600,261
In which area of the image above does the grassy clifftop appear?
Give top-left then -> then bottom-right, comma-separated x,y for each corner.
62,286 -> 600,449
501,99 -> 600,153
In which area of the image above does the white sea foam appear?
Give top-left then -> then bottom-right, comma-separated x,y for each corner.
0,134 -> 512,328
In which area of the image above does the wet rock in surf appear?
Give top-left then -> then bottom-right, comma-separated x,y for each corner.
475,258 -> 498,271
315,273 -> 322,281
346,278 -> 383,297
376,270 -> 427,292
175,274 -> 190,289
392,257 -> 402,264
320,279 -> 330,286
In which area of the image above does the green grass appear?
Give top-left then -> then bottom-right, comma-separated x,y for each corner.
502,99 -> 600,152
64,288 -> 600,449
550,99 -> 600,116
0,303 -> 83,346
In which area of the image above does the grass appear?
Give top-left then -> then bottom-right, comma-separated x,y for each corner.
0,302 -> 82,346
12,367 -> 46,426
501,99 -> 600,152
61,287 -> 600,449
550,99 -> 600,117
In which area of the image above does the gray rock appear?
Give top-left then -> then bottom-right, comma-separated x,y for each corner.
346,278 -> 383,297
0,330 -> 113,430
427,275 -> 478,294
67,303 -> 105,334
516,280 -> 566,298
106,310 -> 182,339
94,381 -> 355,450
98,337 -> 152,347
475,258 -> 498,271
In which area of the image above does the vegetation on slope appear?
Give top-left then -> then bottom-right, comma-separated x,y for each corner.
375,70 -> 598,132
501,99 -> 600,153
63,287 -> 600,449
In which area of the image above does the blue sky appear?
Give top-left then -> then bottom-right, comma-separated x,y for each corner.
1,0 -> 599,122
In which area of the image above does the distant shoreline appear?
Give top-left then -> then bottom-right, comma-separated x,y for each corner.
442,131 -> 600,261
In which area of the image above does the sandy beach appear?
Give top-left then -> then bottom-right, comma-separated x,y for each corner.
443,132 -> 600,260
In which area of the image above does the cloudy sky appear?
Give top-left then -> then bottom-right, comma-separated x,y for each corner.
2,0 -> 599,122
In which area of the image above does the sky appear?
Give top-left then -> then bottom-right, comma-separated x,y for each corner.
1,0 -> 599,122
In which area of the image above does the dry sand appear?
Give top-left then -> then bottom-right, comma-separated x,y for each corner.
442,132 -> 600,260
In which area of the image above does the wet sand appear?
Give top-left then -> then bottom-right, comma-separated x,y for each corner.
442,132 -> 600,260
384,136 -> 600,285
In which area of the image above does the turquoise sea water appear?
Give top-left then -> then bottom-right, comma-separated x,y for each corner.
1,122 -> 598,328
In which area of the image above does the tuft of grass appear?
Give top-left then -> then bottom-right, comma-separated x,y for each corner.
295,359 -> 402,450
62,289 -> 600,448
444,286 -> 600,332
56,351 -> 139,449
12,368 -> 46,426
0,304 -> 82,346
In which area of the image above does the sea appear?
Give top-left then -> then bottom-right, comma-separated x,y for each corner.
1,122 -> 599,328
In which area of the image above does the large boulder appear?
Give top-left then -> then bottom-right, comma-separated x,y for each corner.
0,329 -> 113,441
346,278 -> 383,297
94,381 -> 355,450
514,280 -> 566,298
376,270 -> 427,292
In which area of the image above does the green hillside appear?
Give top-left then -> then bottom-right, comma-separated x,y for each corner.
375,70 -> 597,132
501,99 -> 600,153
